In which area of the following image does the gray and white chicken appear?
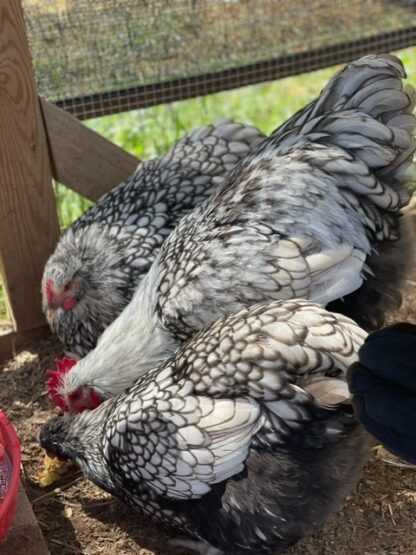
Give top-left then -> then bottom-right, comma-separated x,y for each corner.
42,120 -> 265,357
50,54 -> 415,413
40,300 -> 371,555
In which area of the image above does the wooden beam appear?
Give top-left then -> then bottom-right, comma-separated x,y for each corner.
40,98 -> 140,201
0,324 -> 51,361
0,1 -> 60,332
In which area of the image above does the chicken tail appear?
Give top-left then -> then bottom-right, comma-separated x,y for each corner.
269,54 -> 415,330
272,53 -> 416,212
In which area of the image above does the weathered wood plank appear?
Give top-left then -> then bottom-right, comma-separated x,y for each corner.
0,1 -> 60,332
0,325 -> 51,362
40,98 -> 140,201
1,483 -> 50,555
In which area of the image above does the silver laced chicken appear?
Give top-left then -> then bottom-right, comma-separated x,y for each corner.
42,120 -> 265,358
40,300 -> 372,555
48,53 -> 415,413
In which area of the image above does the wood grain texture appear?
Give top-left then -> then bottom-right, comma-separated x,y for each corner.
40,98 -> 140,201
0,1 -> 60,332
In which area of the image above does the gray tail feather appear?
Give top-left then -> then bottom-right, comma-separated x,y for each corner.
272,54 -> 416,212
327,214 -> 414,330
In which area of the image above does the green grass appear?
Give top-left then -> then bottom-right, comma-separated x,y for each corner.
54,60 -> 335,229
1,46 -> 415,320
54,62 -> 336,230
56,46 -> 416,228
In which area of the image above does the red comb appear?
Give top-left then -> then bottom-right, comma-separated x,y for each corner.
46,357 -> 77,411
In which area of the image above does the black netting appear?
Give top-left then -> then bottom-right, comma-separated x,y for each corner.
23,0 -> 416,119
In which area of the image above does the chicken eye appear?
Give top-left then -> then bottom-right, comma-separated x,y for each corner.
63,281 -> 72,292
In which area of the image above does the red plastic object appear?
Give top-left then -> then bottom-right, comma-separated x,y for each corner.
0,412 -> 21,542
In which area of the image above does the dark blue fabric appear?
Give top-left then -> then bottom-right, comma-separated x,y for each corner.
347,323 -> 416,464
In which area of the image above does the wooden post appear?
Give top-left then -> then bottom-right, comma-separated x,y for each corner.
0,2 -> 60,335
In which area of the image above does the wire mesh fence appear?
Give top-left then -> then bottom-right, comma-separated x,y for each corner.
22,0 -> 416,119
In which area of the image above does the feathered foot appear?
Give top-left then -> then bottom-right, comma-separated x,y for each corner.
168,538 -> 223,554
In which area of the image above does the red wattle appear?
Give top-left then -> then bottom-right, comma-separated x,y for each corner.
62,298 -> 77,310
89,389 -> 103,409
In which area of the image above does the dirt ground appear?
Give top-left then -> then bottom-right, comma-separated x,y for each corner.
1,263 -> 416,555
